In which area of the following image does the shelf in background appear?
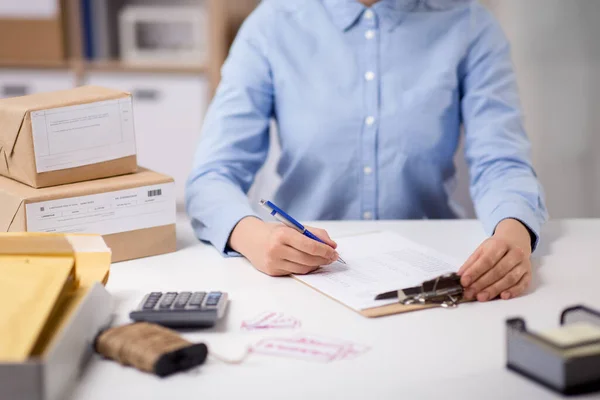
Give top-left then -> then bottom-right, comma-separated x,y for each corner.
0,59 -> 72,70
0,59 -> 208,75
84,60 -> 207,75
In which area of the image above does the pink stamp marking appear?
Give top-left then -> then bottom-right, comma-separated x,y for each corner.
251,334 -> 370,363
241,311 -> 302,331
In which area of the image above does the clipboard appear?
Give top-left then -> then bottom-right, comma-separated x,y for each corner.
294,273 -> 465,318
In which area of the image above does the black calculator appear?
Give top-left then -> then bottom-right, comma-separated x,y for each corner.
129,291 -> 228,328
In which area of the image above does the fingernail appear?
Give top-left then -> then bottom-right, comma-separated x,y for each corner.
501,292 -> 511,300
478,292 -> 490,302
464,289 -> 475,300
331,252 -> 339,260
462,275 -> 472,287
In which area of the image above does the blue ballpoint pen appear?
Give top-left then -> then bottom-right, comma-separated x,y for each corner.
259,199 -> 347,264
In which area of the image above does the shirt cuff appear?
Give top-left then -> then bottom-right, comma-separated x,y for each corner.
484,202 -> 542,252
208,206 -> 260,257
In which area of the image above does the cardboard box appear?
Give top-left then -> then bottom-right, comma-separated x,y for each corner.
0,0 -> 65,63
0,283 -> 112,400
0,168 -> 177,262
0,85 -> 138,188
0,232 -> 113,400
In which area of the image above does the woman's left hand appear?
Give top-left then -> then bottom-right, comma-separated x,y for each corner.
458,219 -> 533,302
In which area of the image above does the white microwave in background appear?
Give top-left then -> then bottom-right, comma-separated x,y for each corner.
119,4 -> 208,66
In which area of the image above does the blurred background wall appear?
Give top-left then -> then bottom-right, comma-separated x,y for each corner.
1,0 -> 598,219
484,0 -> 600,219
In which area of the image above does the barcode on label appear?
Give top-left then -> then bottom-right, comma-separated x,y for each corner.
148,189 -> 162,197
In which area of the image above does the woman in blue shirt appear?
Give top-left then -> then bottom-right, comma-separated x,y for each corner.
186,0 -> 548,302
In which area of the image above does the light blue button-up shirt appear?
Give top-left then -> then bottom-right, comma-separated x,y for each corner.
186,0 -> 548,255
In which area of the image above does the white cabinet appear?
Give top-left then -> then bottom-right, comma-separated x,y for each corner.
0,69 -> 75,98
84,72 -> 207,207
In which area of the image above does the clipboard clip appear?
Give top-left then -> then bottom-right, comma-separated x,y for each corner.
374,273 -> 464,309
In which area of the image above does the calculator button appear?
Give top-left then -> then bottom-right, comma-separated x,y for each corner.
143,300 -> 158,310
142,293 -> 162,309
159,292 -> 178,309
173,292 -> 192,309
188,292 -> 206,308
205,292 -> 222,307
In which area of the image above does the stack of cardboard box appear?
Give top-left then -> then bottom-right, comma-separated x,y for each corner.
0,85 -> 177,262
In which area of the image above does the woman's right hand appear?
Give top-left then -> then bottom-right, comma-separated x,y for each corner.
228,217 -> 339,276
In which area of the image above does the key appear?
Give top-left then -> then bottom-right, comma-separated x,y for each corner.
205,292 -> 221,307
143,292 -> 162,309
188,292 -> 206,308
159,292 -> 178,309
173,292 -> 192,309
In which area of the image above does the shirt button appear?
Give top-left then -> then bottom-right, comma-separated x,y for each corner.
364,9 -> 374,19
365,30 -> 375,40
363,211 -> 373,220
365,71 -> 375,81
363,166 -> 372,175
365,116 -> 375,126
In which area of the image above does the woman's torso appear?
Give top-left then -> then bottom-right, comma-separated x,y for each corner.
265,0 -> 475,221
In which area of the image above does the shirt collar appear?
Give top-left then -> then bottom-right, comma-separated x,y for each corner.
322,0 -> 471,31
373,0 -> 418,31
322,0 -> 418,31
322,0 -> 365,31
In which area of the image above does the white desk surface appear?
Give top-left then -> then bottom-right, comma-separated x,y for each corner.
71,219 -> 600,400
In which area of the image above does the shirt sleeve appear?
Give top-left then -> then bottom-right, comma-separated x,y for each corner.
185,3 -> 274,256
460,4 -> 548,251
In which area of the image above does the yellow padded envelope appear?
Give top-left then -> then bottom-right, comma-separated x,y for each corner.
34,234 -> 112,357
0,233 -> 111,360
0,255 -> 76,361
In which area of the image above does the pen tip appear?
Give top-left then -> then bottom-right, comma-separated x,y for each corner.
338,257 -> 347,264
